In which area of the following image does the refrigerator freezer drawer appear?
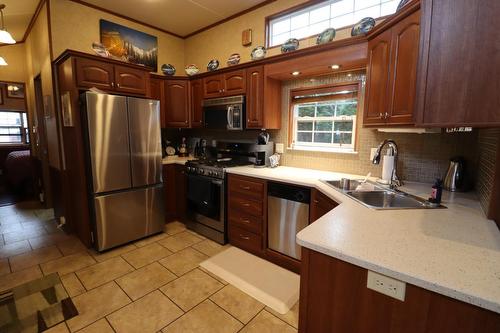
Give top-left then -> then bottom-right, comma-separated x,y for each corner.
94,185 -> 164,251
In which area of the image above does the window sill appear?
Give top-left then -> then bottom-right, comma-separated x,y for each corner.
287,146 -> 358,155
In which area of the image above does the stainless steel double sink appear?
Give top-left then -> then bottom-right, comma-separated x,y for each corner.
323,179 -> 445,210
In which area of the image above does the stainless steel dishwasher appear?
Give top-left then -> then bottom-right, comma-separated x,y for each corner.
267,182 -> 310,260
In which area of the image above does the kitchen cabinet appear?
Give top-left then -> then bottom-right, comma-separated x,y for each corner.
246,66 -> 265,129
310,189 -> 338,223
227,174 -> 266,255
163,164 -> 187,222
364,6 -> 420,127
75,57 -> 149,95
202,69 -> 246,98
164,79 -> 190,128
299,248 -> 500,333
149,77 -> 165,127
415,0 -> 500,127
190,79 -> 204,128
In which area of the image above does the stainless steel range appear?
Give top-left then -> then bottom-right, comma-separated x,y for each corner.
185,141 -> 274,244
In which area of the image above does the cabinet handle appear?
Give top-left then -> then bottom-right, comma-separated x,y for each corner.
240,202 -> 250,207
239,234 -> 250,240
314,200 -> 320,204
117,83 -> 120,88
240,217 -> 250,223
185,120 -> 188,123
240,185 -> 251,190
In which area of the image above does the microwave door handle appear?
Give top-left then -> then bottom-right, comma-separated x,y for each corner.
227,106 -> 234,129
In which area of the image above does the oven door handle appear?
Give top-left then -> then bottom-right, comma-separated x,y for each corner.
211,179 -> 223,186
227,106 -> 234,129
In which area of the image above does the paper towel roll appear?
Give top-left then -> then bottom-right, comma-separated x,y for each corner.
382,155 -> 395,182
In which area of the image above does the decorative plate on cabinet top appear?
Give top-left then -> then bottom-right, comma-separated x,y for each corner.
207,59 -> 219,72
351,17 -> 376,36
250,46 -> 266,60
227,53 -> 241,66
396,0 -> 411,11
165,146 -> 176,156
316,28 -> 336,45
92,42 -> 110,58
161,63 -> 176,76
281,38 -> 299,53
185,64 -> 199,76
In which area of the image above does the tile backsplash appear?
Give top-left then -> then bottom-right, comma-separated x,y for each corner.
475,129 -> 499,215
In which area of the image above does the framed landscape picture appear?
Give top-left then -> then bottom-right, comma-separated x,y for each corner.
100,19 -> 158,71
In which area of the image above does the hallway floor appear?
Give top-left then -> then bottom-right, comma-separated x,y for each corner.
0,202 -> 298,333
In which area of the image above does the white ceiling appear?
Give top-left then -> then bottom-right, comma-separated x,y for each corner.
0,0 -> 39,42
80,0 -> 269,37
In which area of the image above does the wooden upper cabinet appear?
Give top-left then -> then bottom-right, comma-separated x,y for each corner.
364,29 -> 392,126
416,0 -> 500,127
75,58 -> 114,90
223,69 -> 246,96
387,10 -> 420,125
149,78 -> 166,127
203,75 -> 224,98
114,65 -> 147,95
190,79 -> 203,128
246,66 -> 264,129
164,79 -> 190,128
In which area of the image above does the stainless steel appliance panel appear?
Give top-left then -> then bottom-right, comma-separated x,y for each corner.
85,92 -> 131,194
94,185 -> 164,251
268,197 -> 309,260
127,97 -> 162,187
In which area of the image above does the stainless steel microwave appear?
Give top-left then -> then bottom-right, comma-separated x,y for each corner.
203,95 -> 245,130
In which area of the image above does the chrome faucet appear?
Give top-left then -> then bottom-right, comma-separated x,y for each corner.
372,139 -> 401,188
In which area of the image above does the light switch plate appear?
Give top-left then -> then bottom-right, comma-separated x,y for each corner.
275,143 -> 284,154
367,270 -> 406,301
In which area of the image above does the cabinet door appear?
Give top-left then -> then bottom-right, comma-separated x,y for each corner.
386,10 -> 420,125
223,69 -> 246,96
363,29 -> 392,126
203,75 -> 224,98
75,58 -> 114,90
164,79 -> 190,128
246,66 -> 264,129
114,65 -> 147,95
175,165 -> 187,219
310,189 -> 338,223
149,78 -> 166,128
163,165 -> 176,222
190,79 -> 204,128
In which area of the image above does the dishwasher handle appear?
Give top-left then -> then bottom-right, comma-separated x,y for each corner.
268,182 -> 311,203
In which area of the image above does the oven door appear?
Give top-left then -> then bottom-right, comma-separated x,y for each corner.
186,174 -> 224,232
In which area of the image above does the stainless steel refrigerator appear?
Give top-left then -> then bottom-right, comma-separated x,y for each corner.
82,92 -> 164,251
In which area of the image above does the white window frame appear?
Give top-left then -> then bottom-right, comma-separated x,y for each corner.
0,111 -> 29,145
268,0 -> 399,47
291,99 -> 358,152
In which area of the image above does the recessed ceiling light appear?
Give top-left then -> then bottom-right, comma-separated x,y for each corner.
331,64 -> 340,70
347,73 -> 352,77
291,71 -> 301,76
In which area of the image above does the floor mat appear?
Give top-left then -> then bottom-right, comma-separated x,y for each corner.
0,273 -> 78,333
200,246 -> 300,314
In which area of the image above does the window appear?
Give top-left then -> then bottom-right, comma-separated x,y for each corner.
268,0 -> 399,47
290,83 -> 359,152
0,111 -> 29,144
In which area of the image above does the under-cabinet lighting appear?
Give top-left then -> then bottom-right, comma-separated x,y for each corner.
330,64 -> 340,70
291,71 -> 301,76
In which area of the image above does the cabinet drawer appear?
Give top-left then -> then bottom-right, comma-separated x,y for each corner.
229,176 -> 265,200
229,225 -> 262,253
228,208 -> 262,234
229,195 -> 263,217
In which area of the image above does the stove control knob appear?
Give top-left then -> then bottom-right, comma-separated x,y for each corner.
199,169 -> 204,174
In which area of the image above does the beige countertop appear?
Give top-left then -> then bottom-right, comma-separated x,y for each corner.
161,156 -> 194,165
225,165 -> 500,314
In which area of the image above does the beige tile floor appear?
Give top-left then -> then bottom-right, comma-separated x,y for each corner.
0,201 -> 298,333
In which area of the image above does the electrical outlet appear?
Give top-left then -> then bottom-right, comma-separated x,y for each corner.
370,148 -> 378,161
367,271 -> 406,301
275,143 -> 284,154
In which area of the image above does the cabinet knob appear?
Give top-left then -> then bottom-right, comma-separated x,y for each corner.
240,217 -> 250,223
241,202 -> 250,207
314,200 -> 319,204
384,112 -> 389,119
111,82 -> 115,87
379,113 -> 383,119
185,120 -> 188,123
240,185 -> 251,190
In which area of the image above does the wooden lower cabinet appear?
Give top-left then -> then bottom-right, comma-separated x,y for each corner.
310,189 -> 338,222
299,248 -> 500,333
163,164 -> 187,222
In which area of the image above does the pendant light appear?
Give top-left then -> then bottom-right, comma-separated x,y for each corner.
0,56 -> 7,66
0,4 -> 16,44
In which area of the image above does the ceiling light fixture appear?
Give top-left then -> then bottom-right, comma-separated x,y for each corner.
291,71 -> 301,76
0,4 -> 16,44
0,56 -> 7,66
331,64 -> 341,70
